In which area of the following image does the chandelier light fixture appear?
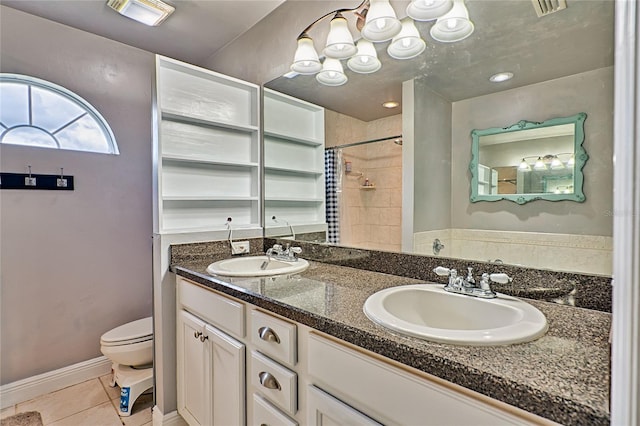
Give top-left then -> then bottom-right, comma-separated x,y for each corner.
290,0 -> 474,86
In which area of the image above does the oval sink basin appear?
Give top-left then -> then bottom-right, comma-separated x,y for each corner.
206,256 -> 309,277
364,284 -> 548,346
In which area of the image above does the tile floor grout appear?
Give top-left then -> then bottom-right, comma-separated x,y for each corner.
2,374 -> 152,426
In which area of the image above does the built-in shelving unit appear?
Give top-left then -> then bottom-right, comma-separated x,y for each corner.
263,88 -> 326,236
477,164 -> 498,195
154,56 -> 261,235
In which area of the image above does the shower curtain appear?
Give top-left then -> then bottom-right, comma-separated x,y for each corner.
324,148 -> 341,244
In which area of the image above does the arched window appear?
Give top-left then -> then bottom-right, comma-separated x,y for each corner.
0,74 -> 119,154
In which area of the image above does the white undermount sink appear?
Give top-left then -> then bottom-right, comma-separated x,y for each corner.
206,255 -> 309,277
363,284 -> 548,346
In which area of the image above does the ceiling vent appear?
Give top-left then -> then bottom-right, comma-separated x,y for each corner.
531,0 -> 567,17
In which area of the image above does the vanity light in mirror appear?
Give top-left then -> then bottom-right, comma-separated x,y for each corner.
407,0 -> 454,21
316,58 -> 348,86
347,40 -> 382,74
291,35 -> 322,74
470,112 -> 587,204
362,0 -> 403,42
430,0 -> 474,42
387,19 -> 427,60
324,13 -> 357,59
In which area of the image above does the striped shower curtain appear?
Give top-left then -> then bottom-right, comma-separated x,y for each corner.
324,149 -> 341,244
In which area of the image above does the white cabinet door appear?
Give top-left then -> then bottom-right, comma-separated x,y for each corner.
206,323 -> 246,426
177,310 -> 208,426
177,309 -> 246,426
307,385 -> 381,426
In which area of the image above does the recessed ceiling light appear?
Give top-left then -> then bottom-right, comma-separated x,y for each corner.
382,101 -> 400,109
489,72 -> 514,83
107,0 -> 175,26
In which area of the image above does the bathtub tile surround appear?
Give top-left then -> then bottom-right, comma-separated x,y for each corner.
264,238 -> 612,312
414,229 -> 613,276
170,242 -> 610,425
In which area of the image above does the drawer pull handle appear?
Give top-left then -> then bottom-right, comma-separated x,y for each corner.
194,331 -> 202,339
200,334 -> 208,342
258,371 -> 281,391
258,326 -> 281,344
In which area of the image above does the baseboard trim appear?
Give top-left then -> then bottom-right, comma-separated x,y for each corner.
0,356 -> 112,409
152,406 -> 187,426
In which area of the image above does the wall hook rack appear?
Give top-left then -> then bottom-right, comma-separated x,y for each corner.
0,166 -> 75,191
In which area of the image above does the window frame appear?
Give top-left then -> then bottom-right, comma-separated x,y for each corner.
0,73 -> 119,155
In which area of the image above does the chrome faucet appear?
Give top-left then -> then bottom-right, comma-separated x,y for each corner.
265,243 -> 302,262
433,266 -> 512,299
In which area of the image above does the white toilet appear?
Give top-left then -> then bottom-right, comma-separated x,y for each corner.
100,317 -> 154,417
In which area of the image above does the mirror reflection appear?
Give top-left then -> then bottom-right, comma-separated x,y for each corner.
470,113 -> 587,204
263,0 -> 614,276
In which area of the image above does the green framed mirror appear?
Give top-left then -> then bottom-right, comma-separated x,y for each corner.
469,112 -> 588,204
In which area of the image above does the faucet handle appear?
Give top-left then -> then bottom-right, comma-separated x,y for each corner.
433,266 -> 450,276
489,273 -> 512,284
272,244 -> 282,251
290,247 -> 302,254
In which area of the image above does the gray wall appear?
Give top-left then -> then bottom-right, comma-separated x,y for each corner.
413,78 -> 452,233
0,6 -> 154,384
450,67 -> 613,236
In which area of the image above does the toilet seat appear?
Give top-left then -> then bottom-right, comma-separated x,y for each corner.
101,317 -> 152,347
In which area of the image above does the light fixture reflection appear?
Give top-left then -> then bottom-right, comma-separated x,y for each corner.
489,72 -> 514,83
406,0 -> 453,21
518,158 -> 531,171
290,35 -> 322,74
387,19 -> 426,59
533,157 -> 546,170
347,39 -> 382,73
362,0 -> 402,42
430,0 -> 474,43
316,58 -> 348,86
323,13 -> 357,59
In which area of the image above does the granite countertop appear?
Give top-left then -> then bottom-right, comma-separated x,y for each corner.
172,259 -> 611,426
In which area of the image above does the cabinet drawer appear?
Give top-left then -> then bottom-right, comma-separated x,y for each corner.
250,350 -> 297,416
308,333 -> 543,426
178,277 -> 245,338
250,309 -> 297,367
307,385 -> 381,426
252,393 -> 297,426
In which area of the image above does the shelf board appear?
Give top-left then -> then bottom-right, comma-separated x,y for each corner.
359,185 -> 376,190
162,154 -> 259,168
264,130 -> 323,146
162,110 -> 259,133
163,195 -> 259,201
162,224 -> 262,234
265,165 -> 324,176
265,197 -> 324,203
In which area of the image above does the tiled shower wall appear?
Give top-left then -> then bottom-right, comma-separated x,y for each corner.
325,111 -> 403,252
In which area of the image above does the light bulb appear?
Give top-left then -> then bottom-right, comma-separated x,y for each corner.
376,19 -> 387,30
534,157 -> 546,170
518,158 -> 530,171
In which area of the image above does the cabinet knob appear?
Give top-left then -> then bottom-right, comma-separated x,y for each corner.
258,326 -> 280,344
199,334 -> 208,342
258,371 -> 281,391
194,331 -> 202,339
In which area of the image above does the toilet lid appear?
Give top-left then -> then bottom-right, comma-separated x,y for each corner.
101,317 -> 152,345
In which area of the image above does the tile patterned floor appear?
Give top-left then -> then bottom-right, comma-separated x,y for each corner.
1,375 -> 153,426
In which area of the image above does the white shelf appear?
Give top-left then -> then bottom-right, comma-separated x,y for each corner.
163,196 -> 259,201
264,130 -> 323,146
265,197 -> 325,203
265,165 -> 323,175
154,55 -> 261,235
163,154 -> 259,168
162,110 -> 259,133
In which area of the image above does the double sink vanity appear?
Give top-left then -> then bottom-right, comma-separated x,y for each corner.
171,238 -> 611,426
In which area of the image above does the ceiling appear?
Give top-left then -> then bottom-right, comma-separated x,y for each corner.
268,0 -> 615,121
0,0 -> 286,66
1,0 -> 614,122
